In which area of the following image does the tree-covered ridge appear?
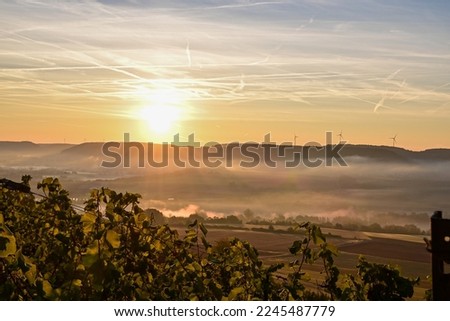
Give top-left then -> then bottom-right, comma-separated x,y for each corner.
0,177 -> 418,300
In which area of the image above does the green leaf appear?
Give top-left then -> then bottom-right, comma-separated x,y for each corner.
267,263 -> 284,273
248,246 -> 258,261
201,235 -> 210,250
188,219 -> 198,228
289,240 -> 301,255
199,223 -> 208,236
311,225 -> 325,245
55,233 -> 70,245
298,222 -> 309,229
82,256 -> 98,269
82,242 -> 99,267
0,235 -> 7,252
326,243 -> 339,256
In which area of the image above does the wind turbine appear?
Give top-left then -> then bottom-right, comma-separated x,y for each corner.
390,134 -> 397,147
337,130 -> 344,143
294,132 -> 299,146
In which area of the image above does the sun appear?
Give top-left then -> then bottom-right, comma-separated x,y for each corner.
140,104 -> 181,134
136,86 -> 185,136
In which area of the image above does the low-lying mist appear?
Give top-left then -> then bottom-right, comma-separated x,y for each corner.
1,142 -> 450,230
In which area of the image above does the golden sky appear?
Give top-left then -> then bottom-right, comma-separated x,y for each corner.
1,0 -> 449,149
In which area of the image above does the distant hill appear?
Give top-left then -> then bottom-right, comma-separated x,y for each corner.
2,141 -> 450,220
0,141 -> 74,166
1,141 -> 450,169
418,149 -> 450,161
0,141 -> 73,154
60,142 -> 104,156
0,141 -> 40,153
340,145 -> 450,162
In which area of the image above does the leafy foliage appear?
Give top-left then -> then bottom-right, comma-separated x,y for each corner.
0,177 -> 418,300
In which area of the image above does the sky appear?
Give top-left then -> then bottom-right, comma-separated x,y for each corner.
0,0 -> 449,149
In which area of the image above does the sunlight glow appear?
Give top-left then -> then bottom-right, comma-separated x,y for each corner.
136,87 -> 186,135
140,105 -> 181,134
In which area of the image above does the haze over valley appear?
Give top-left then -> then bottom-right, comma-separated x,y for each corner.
2,141 -> 449,231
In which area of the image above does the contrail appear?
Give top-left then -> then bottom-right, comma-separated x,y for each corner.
372,69 -> 404,112
386,68 -> 401,80
186,40 -> 192,68
204,1 -> 286,10
0,96 -> 129,118
373,96 -> 386,113
399,82 -> 450,105
1,31 -> 146,81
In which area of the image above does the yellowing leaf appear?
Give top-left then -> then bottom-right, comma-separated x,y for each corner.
228,287 -> 245,300
86,242 -> 99,255
106,229 -> 121,249
192,262 -> 202,272
134,274 -> 143,287
42,280 -> 53,297
81,212 -> 97,233
311,226 -> 325,245
134,213 -> 148,227
25,262 -> 37,284
72,279 -> 82,287
186,264 -> 196,272
0,235 -> 16,258
326,243 -> 339,256
81,212 -> 97,223
156,226 -> 167,238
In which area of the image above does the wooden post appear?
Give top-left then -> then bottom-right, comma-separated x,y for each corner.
431,211 -> 450,300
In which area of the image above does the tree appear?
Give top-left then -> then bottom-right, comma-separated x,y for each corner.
144,208 -> 165,225
243,208 -> 254,221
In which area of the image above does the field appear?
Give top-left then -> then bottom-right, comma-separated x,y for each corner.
199,227 -> 431,300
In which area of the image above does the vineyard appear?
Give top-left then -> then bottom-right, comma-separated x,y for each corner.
1,177 -> 418,300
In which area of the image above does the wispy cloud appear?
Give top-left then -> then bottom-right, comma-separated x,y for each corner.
0,0 -> 449,146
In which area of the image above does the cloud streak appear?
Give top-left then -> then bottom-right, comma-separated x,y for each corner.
0,0 -> 449,146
